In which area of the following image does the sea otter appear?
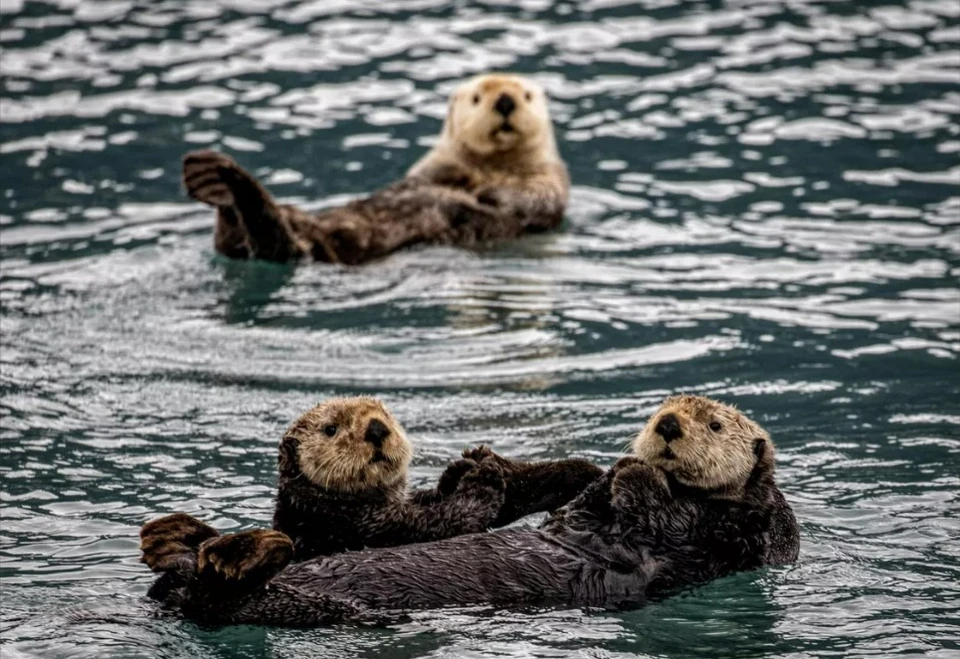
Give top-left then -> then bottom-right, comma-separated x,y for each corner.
140,395 -> 800,626
140,397 -> 602,572
182,73 -> 569,264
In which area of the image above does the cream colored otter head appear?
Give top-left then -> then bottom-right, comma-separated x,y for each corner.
279,397 -> 412,493
440,73 -> 558,160
632,395 -> 774,497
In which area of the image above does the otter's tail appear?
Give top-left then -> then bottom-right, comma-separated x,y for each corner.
182,150 -> 303,261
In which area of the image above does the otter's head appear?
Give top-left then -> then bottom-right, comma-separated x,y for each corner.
632,395 -> 775,497
279,397 -> 412,494
442,73 -> 557,159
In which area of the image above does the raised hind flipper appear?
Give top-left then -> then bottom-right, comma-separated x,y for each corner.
140,512 -> 219,572
196,529 -> 294,591
182,150 -> 240,207
182,150 -> 304,261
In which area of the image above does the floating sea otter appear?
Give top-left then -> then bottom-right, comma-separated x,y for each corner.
140,395 -> 800,626
182,73 -> 569,264
141,397 -> 602,580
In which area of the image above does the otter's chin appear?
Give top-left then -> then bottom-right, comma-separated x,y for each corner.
486,127 -> 522,150
364,453 -> 406,479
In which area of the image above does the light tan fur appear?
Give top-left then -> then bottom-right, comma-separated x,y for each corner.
408,73 -> 568,203
285,397 -> 412,494
632,395 -> 774,498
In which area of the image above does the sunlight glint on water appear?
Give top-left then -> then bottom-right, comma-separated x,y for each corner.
1,1 -> 958,657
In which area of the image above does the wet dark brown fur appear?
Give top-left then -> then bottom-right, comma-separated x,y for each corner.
141,397 -> 602,575
141,396 -> 800,627
183,74 -> 568,265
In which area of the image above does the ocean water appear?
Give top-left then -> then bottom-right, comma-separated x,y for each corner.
1,0 -> 958,657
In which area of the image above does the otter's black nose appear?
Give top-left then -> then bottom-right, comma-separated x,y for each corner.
365,419 -> 390,448
494,93 -> 516,118
655,413 -> 682,443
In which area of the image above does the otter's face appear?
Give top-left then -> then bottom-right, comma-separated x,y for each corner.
445,74 -> 552,157
632,395 -> 772,493
280,397 -> 412,493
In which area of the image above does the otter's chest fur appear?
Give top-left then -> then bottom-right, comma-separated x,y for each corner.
272,487 -> 394,559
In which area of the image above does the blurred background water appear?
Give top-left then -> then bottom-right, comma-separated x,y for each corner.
1,0 -> 959,657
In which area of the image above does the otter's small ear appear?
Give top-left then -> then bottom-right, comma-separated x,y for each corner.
753,438 -> 766,460
278,435 -> 299,475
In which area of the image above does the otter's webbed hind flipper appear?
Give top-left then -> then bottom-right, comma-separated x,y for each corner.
182,150 -> 305,262
194,530 -> 294,603
140,513 -> 220,605
140,513 -> 220,573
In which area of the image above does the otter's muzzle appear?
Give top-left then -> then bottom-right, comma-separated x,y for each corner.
655,413 -> 682,443
365,419 -> 390,448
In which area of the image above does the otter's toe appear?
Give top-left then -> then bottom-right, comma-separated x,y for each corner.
462,445 -> 494,462
464,445 -> 516,473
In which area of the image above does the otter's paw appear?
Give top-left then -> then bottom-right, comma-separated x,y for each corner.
462,445 -> 520,472
475,185 -> 507,208
436,457 -> 479,498
610,456 -> 645,475
455,459 -> 506,496
197,529 -> 293,582
461,444 -> 494,463
611,461 -> 670,503
140,513 -> 219,572
423,162 -> 479,189
182,150 -> 238,207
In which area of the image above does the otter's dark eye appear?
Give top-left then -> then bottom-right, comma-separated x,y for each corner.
709,421 -> 722,432
323,424 -> 338,437
472,94 -> 480,105
524,91 -> 532,102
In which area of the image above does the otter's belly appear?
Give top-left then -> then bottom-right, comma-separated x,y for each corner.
275,528 -> 623,611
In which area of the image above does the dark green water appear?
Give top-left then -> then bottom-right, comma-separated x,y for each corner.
1,1 -> 958,657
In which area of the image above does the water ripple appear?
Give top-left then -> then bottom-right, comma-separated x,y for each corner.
2,0 -> 959,657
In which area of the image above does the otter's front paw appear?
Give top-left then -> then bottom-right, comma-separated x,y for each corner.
197,529 -> 293,582
436,457 -> 479,498
610,456 -> 644,475
611,461 -> 670,504
455,459 -> 506,497
425,162 -> 479,189
140,513 -> 219,572
463,445 -> 521,472
182,150 -> 238,207
436,446 -> 517,496
475,186 -> 507,208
